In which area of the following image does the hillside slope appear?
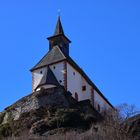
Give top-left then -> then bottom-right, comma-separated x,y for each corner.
0,87 -> 139,140
0,87 -> 101,139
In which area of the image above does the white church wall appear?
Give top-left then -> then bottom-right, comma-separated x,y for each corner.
66,63 -> 112,112
50,62 -> 64,86
32,67 -> 47,91
32,62 -> 113,113
67,63 -> 81,100
94,90 -> 111,112
67,63 -> 91,101
81,76 -> 92,100
32,61 -> 65,91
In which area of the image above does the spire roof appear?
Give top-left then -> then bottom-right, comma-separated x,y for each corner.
54,16 -> 64,36
36,67 -> 59,89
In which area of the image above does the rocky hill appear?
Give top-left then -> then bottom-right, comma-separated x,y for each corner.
0,87 -> 140,140
0,87 -> 102,139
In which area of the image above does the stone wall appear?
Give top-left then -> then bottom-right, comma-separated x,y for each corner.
1,87 -> 77,123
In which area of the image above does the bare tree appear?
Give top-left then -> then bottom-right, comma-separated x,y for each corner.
116,103 -> 140,120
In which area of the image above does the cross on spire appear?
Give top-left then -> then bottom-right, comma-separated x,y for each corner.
57,9 -> 61,17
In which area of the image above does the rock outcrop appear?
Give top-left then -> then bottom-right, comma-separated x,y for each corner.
2,87 -> 76,122
0,86 -> 101,139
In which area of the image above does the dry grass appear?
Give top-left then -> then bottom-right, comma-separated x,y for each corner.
2,105 -> 138,140
3,124 -> 131,140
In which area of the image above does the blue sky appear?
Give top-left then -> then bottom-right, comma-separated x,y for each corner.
0,0 -> 140,111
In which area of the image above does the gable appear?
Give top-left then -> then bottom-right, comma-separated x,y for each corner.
30,46 -> 66,71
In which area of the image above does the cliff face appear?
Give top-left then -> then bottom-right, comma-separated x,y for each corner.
0,87 -> 101,139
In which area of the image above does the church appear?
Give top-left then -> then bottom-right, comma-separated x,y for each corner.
30,17 -> 114,113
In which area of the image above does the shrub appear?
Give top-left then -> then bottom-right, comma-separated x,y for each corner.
0,123 -> 12,138
48,109 -> 86,128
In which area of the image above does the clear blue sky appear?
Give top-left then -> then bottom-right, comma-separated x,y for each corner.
0,0 -> 140,111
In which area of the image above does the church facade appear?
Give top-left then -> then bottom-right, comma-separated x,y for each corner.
30,17 -> 114,113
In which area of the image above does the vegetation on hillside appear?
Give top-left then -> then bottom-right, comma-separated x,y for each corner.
0,103 -> 139,140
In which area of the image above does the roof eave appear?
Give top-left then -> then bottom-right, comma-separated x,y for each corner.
30,58 -> 66,72
47,34 -> 71,43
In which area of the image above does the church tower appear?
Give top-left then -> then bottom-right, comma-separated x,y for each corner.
47,16 -> 71,55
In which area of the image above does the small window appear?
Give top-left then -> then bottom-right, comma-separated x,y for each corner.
40,71 -> 43,74
53,66 -> 56,69
75,92 -> 78,101
91,88 -> 94,94
73,72 -> 75,75
82,86 -> 86,91
59,80 -> 62,83
98,104 -> 100,112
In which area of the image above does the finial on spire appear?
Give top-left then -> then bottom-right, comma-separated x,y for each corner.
57,9 -> 61,17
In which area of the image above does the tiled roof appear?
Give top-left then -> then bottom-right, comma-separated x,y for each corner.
30,46 -> 66,71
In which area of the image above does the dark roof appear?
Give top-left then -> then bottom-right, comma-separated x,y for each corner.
47,34 -> 71,43
54,16 -> 64,36
30,46 -> 66,71
36,67 -> 60,89
47,16 -> 71,43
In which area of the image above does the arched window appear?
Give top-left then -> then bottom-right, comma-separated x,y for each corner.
75,92 -> 78,101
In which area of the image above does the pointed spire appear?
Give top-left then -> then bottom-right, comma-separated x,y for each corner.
37,67 -> 59,89
47,16 -> 71,55
54,16 -> 64,36
45,67 -> 59,85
